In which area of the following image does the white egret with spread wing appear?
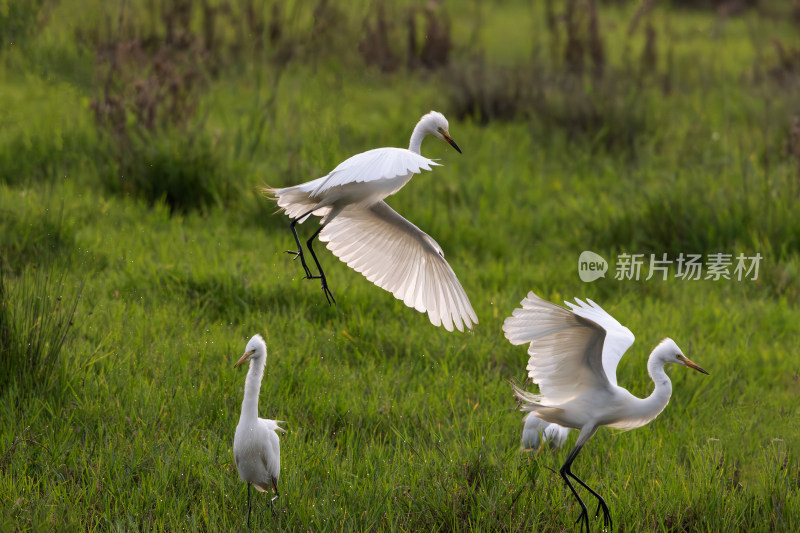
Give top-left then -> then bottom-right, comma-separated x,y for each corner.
233,334 -> 286,526
504,292 -> 708,532
266,111 -> 477,332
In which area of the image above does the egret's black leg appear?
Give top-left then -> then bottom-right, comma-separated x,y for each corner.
568,472 -> 612,531
305,224 -> 335,305
286,209 -> 317,279
246,482 -> 252,527
560,444 -> 590,533
269,479 -> 280,517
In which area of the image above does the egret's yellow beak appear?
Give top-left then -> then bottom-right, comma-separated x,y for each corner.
680,355 -> 709,375
439,128 -> 462,154
235,349 -> 256,368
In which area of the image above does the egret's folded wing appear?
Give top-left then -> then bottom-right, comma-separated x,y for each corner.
503,291 -> 628,403
319,202 -> 477,332
258,424 -> 281,486
311,148 -> 439,196
564,298 -> 635,387
255,448 -> 280,491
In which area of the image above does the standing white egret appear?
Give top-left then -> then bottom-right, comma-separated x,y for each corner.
503,292 -> 708,532
233,334 -> 286,526
521,412 -> 570,451
265,111 -> 478,333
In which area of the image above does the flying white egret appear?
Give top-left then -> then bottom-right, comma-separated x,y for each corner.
521,412 -> 570,451
265,111 -> 478,332
233,334 -> 286,526
503,292 -> 708,533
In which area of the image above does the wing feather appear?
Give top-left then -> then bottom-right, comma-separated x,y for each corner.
437,260 -> 461,332
319,202 -> 477,331
400,249 -> 423,307
311,148 -> 439,196
564,298 -> 635,387
503,291 -> 635,404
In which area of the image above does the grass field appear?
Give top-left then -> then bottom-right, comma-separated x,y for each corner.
2,0 -> 800,531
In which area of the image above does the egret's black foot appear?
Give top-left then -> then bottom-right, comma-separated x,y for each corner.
594,500 -> 612,530
574,508 -> 590,533
285,249 -> 313,279
268,495 -> 279,517
305,273 -> 336,305
319,277 -> 336,305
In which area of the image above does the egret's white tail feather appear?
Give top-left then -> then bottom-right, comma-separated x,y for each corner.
511,381 -> 545,409
265,183 -> 331,222
264,419 -> 287,433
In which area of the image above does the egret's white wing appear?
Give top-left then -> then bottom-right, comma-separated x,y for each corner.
259,440 -> 280,486
503,292 -> 634,404
311,148 -> 439,196
255,419 -> 284,490
319,202 -> 477,332
563,298 -> 635,387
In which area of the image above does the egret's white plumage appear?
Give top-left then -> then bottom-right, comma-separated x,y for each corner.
266,111 -> 477,332
504,291 -> 708,532
233,334 -> 285,525
521,412 -> 570,451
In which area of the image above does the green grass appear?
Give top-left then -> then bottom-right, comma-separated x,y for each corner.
2,1 -> 800,531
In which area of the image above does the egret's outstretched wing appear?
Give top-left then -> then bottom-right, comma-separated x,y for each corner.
563,298 -> 635,387
319,202 -> 477,332
503,292 -> 634,404
311,148 -> 439,196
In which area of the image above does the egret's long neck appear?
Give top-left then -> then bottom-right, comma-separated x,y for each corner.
240,356 -> 265,422
640,353 -> 673,424
408,120 -> 429,154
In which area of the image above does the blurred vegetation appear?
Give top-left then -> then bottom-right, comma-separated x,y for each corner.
1,0 -> 799,531
3,0 -> 799,232
0,266 -> 81,397
0,0 -> 45,45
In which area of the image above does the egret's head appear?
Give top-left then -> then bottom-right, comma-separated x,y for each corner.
235,334 -> 267,368
656,338 -> 708,374
422,111 -> 461,153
